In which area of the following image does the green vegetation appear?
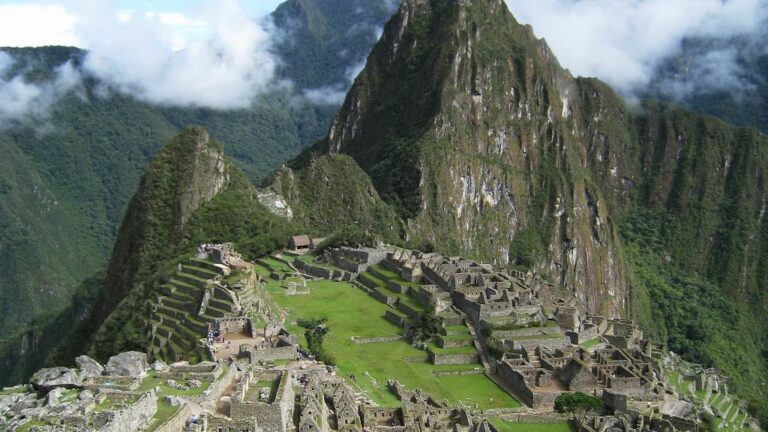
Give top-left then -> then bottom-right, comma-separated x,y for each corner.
622,206 -> 768,423
262,266 -> 519,409
579,338 -> 603,350
0,0 -> 393,384
297,317 -> 335,365
489,419 -> 575,432
554,392 -> 603,416
18,420 -> 49,432
273,154 -> 403,244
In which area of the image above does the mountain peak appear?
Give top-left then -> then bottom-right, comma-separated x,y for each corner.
93,126 -> 229,328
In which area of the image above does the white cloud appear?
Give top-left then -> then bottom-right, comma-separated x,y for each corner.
72,0 -> 279,109
0,4 -> 79,47
505,0 -> 768,96
0,51 -> 82,129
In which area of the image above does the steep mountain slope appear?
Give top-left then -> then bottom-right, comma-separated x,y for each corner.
0,0 -> 396,339
274,0 -> 768,420
307,0 -> 628,316
0,127 -> 298,382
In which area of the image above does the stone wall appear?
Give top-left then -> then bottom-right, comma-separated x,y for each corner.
218,318 -> 253,337
206,417 -> 257,432
497,363 -> 535,407
243,346 -> 297,363
397,302 -> 421,320
566,325 -> 599,344
367,286 -> 397,306
429,351 -> 479,366
436,335 -> 473,349
154,401 -> 202,432
385,310 -> 407,328
352,336 -> 403,344
93,391 -> 157,432
190,364 -> 238,408
386,279 -> 409,294
498,412 -> 571,423
491,326 -> 561,339
294,260 -> 354,281
510,336 -> 571,351
230,372 -> 294,432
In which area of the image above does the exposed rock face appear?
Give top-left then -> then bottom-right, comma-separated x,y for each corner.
302,0 -> 628,315
105,351 -> 149,377
30,367 -> 82,391
75,355 -> 104,379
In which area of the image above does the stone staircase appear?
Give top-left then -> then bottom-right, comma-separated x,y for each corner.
148,257 -> 239,363
454,309 -> 494,373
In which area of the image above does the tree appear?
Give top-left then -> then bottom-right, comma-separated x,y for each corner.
554,392 -> 603,418
409,310 -> 442,344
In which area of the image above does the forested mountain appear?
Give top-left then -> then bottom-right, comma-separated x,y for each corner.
2,0 -> 768,425
0,0 -> 395,339
273,0 -> 768,422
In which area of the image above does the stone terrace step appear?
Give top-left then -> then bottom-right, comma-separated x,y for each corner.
157,304 -> 185,321
169,279 -> 203,298
182,264 -> 220,280
208,296 -> 235,312
175,272 -> 209,289
184,316 -> 208,335
161,295 -> 189,310
205,305 -> 230,318
188,258 -> 225,275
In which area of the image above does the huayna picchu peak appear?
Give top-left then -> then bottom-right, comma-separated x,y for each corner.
1,0 -> 767,431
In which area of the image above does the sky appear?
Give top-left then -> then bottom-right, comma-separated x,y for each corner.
0,0 -> 766,127
0,0 -> 285,47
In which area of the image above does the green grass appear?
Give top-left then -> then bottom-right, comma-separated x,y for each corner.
136,371 -> 212,397
0,386 -> 27,395
261,257 -> 292,273
18,420 -> 50,432
579,338 -> 603,349
371,264 -> 420,288
440,333 -> 473,341
135,370 -> 216,430
266,279 -> 520,409
489,419 -> 575,432
146,400 -> 180,431
428,343 -> 477,355
294,254 -> 317,265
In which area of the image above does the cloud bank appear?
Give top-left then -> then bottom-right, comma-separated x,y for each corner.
73,0 -> 279,109
0,0 -> 282,127
0,51 -> 82,129
505,0 -> 768,97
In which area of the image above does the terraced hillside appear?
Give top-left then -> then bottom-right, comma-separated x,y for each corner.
148,258 -> 240,364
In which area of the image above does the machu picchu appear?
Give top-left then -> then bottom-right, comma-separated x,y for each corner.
2,0 -> 768,431
2,241 -> 761,431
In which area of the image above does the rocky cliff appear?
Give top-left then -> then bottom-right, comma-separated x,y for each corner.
301,0 -> 629,316
275,0 -> 768,418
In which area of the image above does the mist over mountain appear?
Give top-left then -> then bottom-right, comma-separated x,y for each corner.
1,0 -> 768,426
0,0 -> 395,341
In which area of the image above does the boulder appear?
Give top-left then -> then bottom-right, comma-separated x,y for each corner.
105,352 -> 149,377
31,367 -> 82,392
76,355 -> 104,379
151,360 -> 169,372
46,387 -> 67,406
78,390 -> 94,401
